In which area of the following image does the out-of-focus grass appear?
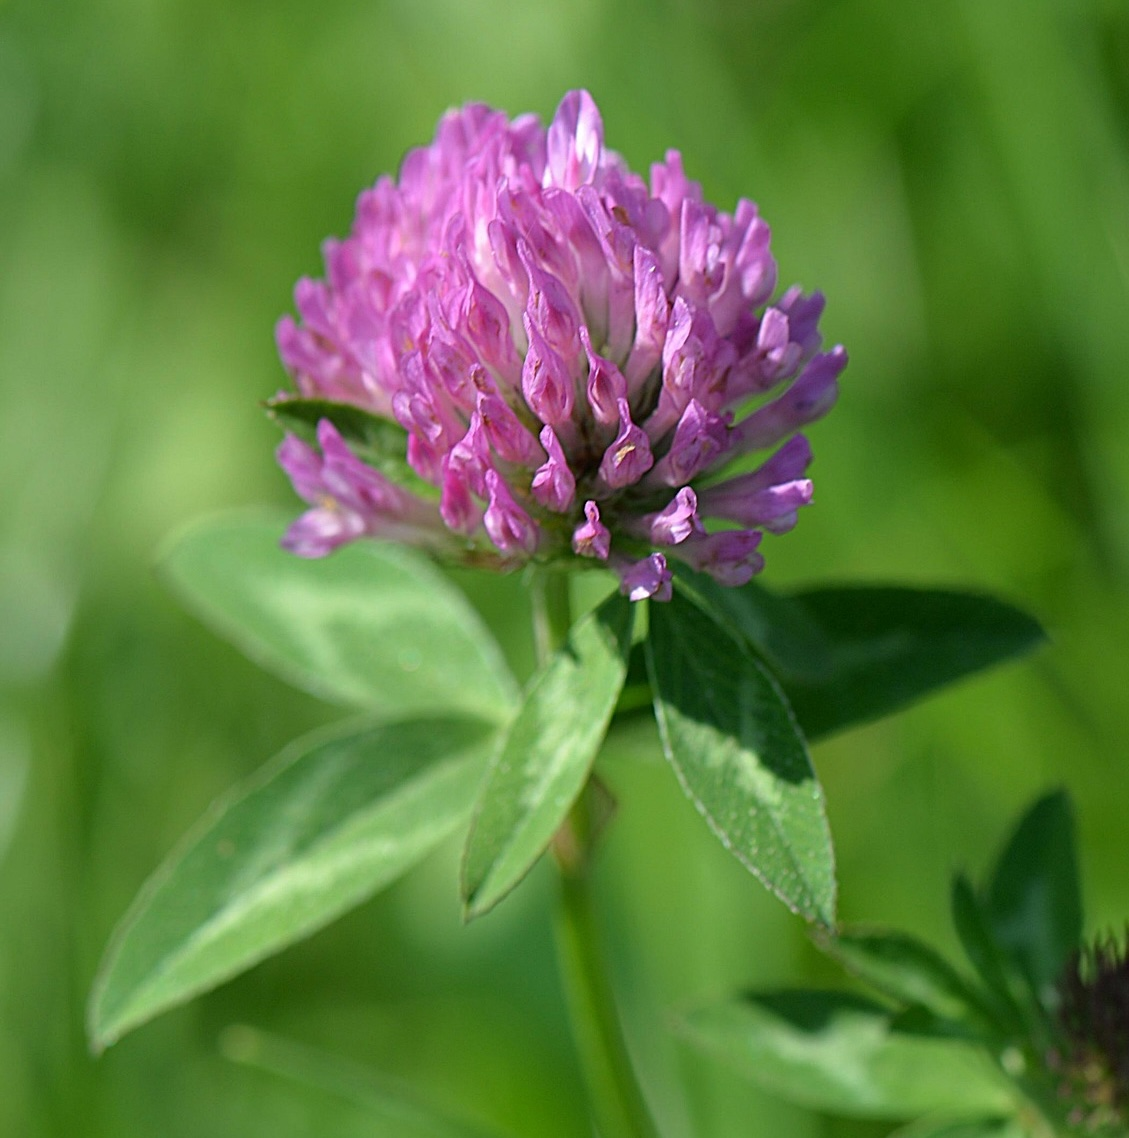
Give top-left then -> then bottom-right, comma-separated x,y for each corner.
1,0 -> 1127,1134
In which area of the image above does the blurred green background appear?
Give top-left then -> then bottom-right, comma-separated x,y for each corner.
2,0 -> 1128,1134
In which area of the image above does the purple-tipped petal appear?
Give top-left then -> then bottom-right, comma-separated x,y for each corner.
484,469 -> 539,555
448,412 -> 491,498
521,318 -> 576,425
277,434 -> 328,504
623,244 -> 670,390
574,184 -> 637,356
473,370 -> 543,466
672,530 -> 764,586
698,433 -> 815,531
757,308 -> 802,377
545,90 -> 604,192
572,500 -> 611,560
649,399 -> 731,486
461,272 -> 522,387
599,398 -> 654,488
277,420 -> 438,557
531,425 -> 576,512
648,300 -> 735,440
777,287 -> 826,354
440,455 -> 482,533
728,346 -> 846,455
701,475 -> 814,532
282,506 -> 369,558
520,240 -> 582,359
315,420 -> 414,516
487,217 -> 531,317
617,553 -> 672,602
638,487 -> 703,545
582,326 -> 627,428
732,203 -> 776,310
544,188 -> 611,343
678,199 -> 724,307
748,433 -> 814,487
650,150 -> 701,283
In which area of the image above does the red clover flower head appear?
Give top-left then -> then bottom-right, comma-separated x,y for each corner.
275,90 -> 846,600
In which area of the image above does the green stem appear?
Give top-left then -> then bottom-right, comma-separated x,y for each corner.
530,570 -> 660,1138
553,800 -> 660,1138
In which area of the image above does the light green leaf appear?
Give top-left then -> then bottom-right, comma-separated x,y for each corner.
986,790 -> 1082,997
159,510 -> 518,721
831,928 -> 996,1029
646,592 -> 835,926
681,990 -> 1014,1119
89,715 -> 496,1050
461,596 -> 634,918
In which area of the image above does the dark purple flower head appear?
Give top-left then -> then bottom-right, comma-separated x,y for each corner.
275,90 -> 846,600
1047,929 -> 1129,1134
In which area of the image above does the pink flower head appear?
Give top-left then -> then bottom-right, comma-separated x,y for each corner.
274,91 -> 845,599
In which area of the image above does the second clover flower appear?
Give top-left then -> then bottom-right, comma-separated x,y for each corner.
274,89 -> 847,600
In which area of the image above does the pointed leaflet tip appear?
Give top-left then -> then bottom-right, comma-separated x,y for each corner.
646,591 -> 836,926
460,594 -> 634,918
88,715 -> 496,1050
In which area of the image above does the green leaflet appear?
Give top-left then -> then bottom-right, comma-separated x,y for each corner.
950,873 -> 1031,1035
89,715 -> 495,1049
646,591 -> 835,926
159,510 -> 518,722
680,990 -> 1014,1119
461,595 -> 634,918
985,790 -> 1082,998
672,568 -> 1045,740
779,585 -> 1045,738
830,928 -> 998,1030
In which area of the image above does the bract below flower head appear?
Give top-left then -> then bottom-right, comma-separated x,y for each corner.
275,90 -> 846,600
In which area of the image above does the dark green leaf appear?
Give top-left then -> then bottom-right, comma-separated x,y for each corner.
671,566 -> 833,684
461,596 -> 634,918
950,873 -> 1029,1033
265,396 -> 428,492
888,1004 -> 983,1043
674,569 -> 1046,741
646,592 -> 835,926
776,586 -> 1046,739
986,790 -> 1082,997
831,928 -> 996,1029
89,715 -> 495,1049
680,990 -> 1013,1118
159,511 -> 518,721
